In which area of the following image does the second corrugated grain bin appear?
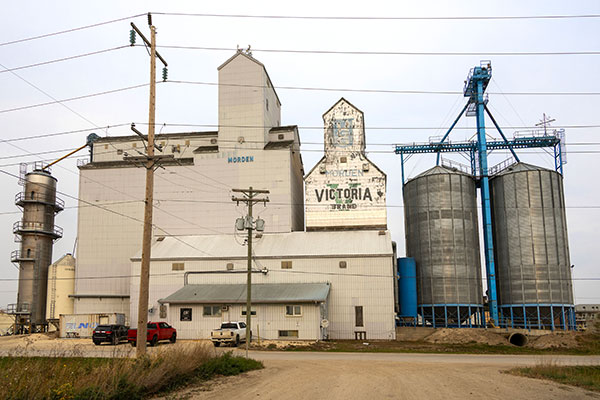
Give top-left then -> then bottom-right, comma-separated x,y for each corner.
490,162 -> 575,329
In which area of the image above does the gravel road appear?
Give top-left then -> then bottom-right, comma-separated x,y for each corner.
174,351 -> 600,400
1,336 -> 598,399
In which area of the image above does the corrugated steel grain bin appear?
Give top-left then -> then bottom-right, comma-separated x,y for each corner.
491,162 -> 574,329
403,166 -> 483,326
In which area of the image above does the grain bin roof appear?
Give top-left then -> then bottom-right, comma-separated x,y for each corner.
131,230 -> 393,261
492,162 -> 553,177
161,283 -> 330,304
413,165 -> 473,179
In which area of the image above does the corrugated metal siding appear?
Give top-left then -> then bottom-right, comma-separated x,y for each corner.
130,255 -> 395,340
404,166 -> 483,307
170,303 -> 321,340
163,283 -> 330,304
75,148 -> 300,318
139,230 -> 393,260
491,163 -> 573,306
74,298 -> 130,324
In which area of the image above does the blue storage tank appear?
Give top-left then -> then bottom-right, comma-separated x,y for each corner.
398,257 -> 417,324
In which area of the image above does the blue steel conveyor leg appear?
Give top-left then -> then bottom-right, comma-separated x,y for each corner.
401,152 -> 405,184
475,80 -> 499,326
484,105 -> 520,163
436,102 -> 470,165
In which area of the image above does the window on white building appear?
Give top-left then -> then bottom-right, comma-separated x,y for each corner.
281,261 -> 292,269
279,330 -> 299,338
203,305 -> 222,317
285,305 -> 302,316
242,307 -> 256,316
355,306 -> 364,327
172,262 -> 184,271
180,308 -> 192,321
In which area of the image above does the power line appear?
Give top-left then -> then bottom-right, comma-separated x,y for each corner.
132,121 -> 600,130
151,11 -> 600,21
1,80 -> 599,117
0,45 -> 131,74
0,269 -> 597,282
0,167 -> 232,258
0,200 -> 143,216
5,144 -> 600,165
0,125 -> 130,143
4,140 -> 600,162
0,82 -> 150,114
168,79 -> 600,96
0,13 -> 145,47
4,120 -> 599,148
157,45 -> 600,57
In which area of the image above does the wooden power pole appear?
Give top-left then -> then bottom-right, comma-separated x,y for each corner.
126,14 -> 170,357
232,187 -> 269,358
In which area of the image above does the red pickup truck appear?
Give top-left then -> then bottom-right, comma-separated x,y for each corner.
128,322 -> 177,347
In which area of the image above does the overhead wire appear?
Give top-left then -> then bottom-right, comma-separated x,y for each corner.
0,45 -> 131,74
0,60 -> 234,238
0,80 -> 598,117
151,11 -> 600,21
167,79 -> 600,96
155,45 -> 600,57
0,167 -> 239,259
0,13 -> 146,47
0,82 -> 150,114
0,268 -> 598,282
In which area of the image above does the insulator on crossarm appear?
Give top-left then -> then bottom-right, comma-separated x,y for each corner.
129,29 -> 136,46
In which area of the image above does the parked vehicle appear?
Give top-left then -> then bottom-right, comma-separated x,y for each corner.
92,324 -> 129,345
211,321 -> 249,347
128,322 -> 176,347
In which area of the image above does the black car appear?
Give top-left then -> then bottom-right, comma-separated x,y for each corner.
92,324 -> 129,345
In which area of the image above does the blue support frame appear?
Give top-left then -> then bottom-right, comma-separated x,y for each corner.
499,304 -> 575,330
417,304 -> 486,328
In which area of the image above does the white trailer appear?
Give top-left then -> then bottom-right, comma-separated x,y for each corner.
59,313 -> 126,338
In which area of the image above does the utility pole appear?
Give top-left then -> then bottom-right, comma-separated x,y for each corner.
232,187 -> 269,358
126,13 -> 171,357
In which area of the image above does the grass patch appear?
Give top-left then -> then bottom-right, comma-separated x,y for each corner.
509,365 -> 600,392
0,344 -> 262,399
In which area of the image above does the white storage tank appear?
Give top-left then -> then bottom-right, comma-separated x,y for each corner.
46,254 -> 75,321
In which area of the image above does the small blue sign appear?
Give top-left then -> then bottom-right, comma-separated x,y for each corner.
228,156 -> 254,164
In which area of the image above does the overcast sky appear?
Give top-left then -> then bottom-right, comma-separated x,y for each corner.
0,1 -> 598,308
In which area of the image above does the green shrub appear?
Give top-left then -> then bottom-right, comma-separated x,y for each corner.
197,352 -> 263,379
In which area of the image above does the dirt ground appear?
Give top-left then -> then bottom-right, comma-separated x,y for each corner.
0,334 -> 599,399
0,326 -> 593,357
162,356 -> 600,400
395,326 -> 591,349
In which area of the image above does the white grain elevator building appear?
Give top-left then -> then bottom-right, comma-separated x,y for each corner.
75,52 -> 396,340
74,50 -> 303,317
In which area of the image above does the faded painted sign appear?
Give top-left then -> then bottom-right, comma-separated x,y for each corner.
305,98 -> 387,229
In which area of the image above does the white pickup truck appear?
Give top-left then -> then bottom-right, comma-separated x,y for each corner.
211,321 -> 249,347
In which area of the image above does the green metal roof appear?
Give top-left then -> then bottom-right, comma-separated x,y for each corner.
161,283 -> 330,304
